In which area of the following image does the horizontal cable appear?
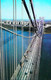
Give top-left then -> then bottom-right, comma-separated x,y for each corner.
0,26 -> 36,38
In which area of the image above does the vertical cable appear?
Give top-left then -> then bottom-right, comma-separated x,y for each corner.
8,1 -> 11,78
13,0 -> 14,73
29,0 -> 31,45
0,1 -> 2,80
0,0 -> 5,80
5,31 -> 8,80
9,30 -> 11,79
20,1 -> 24,79
11,0 -> 14,78
14,0 -> 15,71
12,0 -> 14,75
0,0 -> 3,80
15,0 -> 17,69
21,0 -> 23,65
13,1 -> 15,80
13,0 -> 14,22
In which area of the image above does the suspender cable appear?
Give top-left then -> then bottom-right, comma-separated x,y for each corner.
13,0 -> 14,22
14,0 -> 15,75
0,0 -> 2,79
15,0 -> 17,70
15,0 -> 16,22
0,0 -> 1,26
5,31 -> 8,80
21,0 -> 23,68
13,0 -> 15,79
0,0 -> 5,80
9,30 -> 11,79
12,0 -> 14,75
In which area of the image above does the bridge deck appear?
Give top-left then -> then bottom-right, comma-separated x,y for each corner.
11,35 -> 42,80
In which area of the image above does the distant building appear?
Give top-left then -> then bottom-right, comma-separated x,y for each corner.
8,21 -> 11,24
5,20 -> 9,24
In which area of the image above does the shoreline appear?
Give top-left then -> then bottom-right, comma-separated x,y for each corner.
44,32 -> 51,34
2,23 -> 35,32
44,27 -> 51,34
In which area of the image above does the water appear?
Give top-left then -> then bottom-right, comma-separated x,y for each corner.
39,34 -> 51,80
0,28 -> 33,80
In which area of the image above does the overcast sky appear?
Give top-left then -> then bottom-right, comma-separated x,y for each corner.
1,0 -> 51,20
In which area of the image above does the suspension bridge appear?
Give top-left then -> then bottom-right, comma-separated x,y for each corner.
0,0 -> 45,80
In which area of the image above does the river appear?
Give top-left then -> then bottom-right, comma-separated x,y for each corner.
0,28 -> 33,80
39,34 -> 51,80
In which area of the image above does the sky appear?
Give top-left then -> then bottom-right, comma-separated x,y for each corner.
1,0 -> 51,20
